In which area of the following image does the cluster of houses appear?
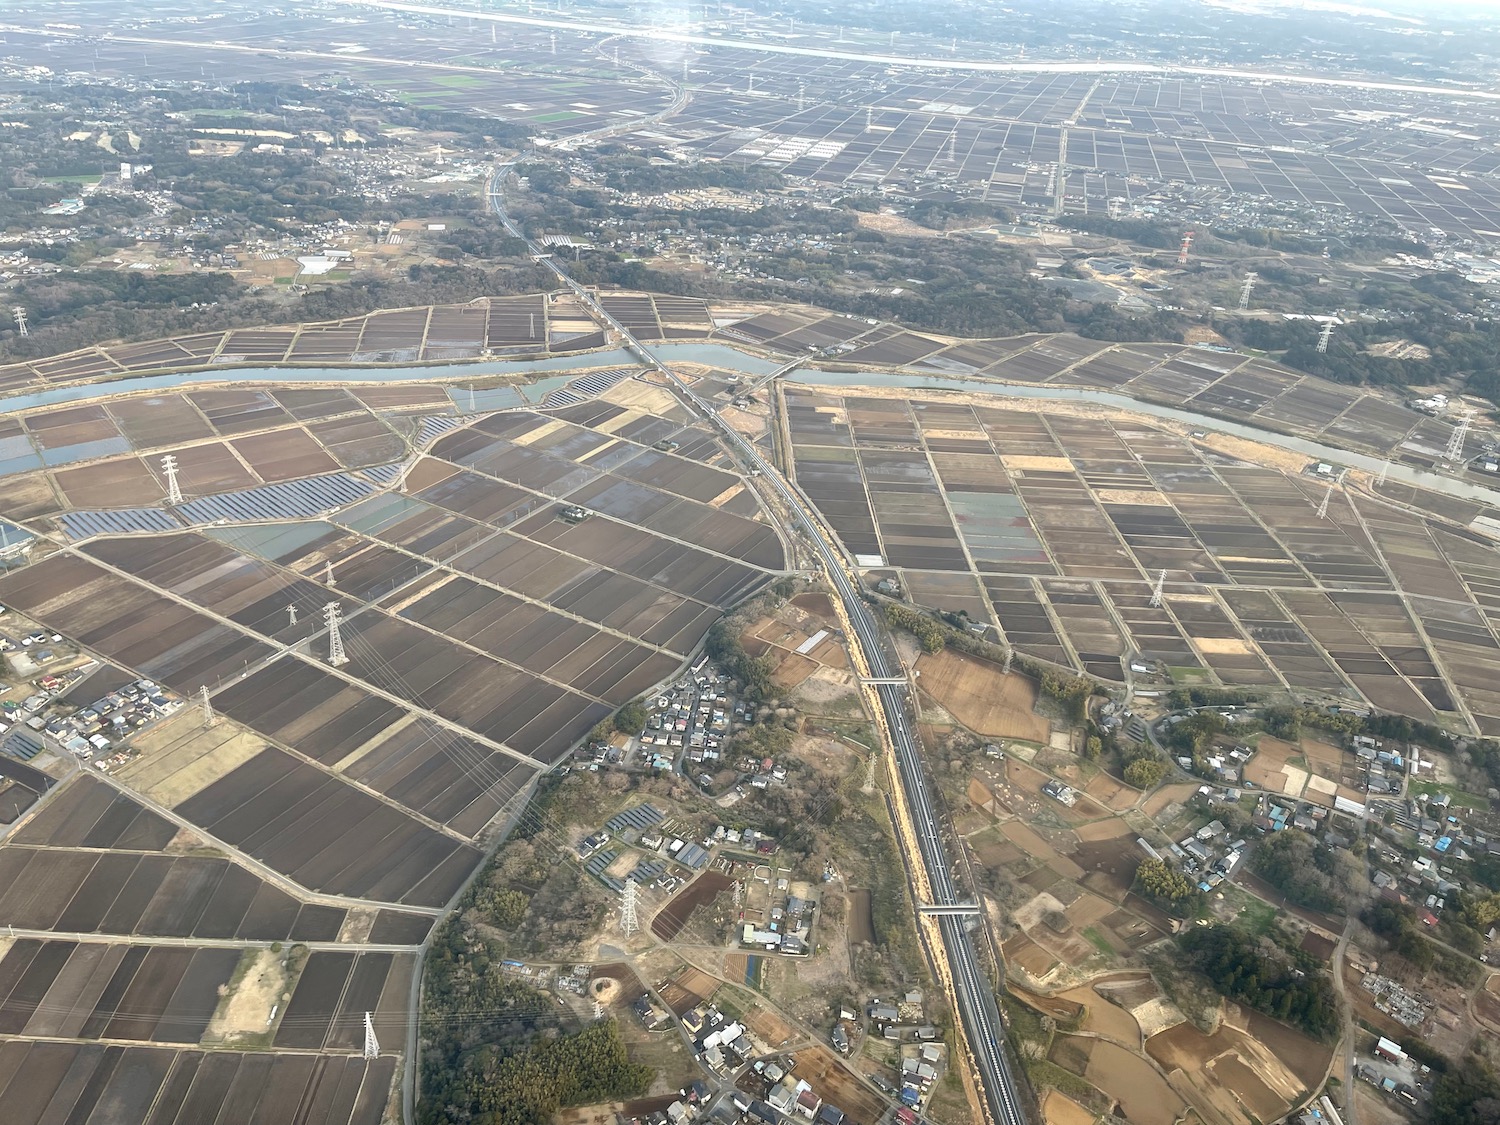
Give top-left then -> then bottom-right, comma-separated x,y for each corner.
1183,743 -> 1253,785
864,996 -> 944,1109
1352,736 -> 1410,795
1369,790 -> 1488,925
623,1079 -> 716,1125
1,650 -> 180,769
740,884 -> 814,956
1143,818 -> 1245,893
736,1058 -> 850,1125
642,656 -> 737,775
682,1005 -> 758,1076
577,802 -> 708,893
711,824 -> 778,857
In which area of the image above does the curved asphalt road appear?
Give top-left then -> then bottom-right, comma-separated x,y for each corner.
486,170 -> 1028,1125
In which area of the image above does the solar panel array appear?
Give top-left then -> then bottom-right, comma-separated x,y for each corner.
605,802 -> 666,834
415,414 -> 467,447
60,508 -> 181,540
176,473 -> 375,525
542,368 -> 635,409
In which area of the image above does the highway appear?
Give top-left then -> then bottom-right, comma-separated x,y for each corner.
486,169 -> 1029,1125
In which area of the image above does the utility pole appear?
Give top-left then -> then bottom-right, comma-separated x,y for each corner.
1149,568 -> 1166,609
363,1012 -> 379,1059
160,454 -> 183,505
324,602 -> 348,666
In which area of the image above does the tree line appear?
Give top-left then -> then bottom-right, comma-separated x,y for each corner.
1177,924 -> 1341,1040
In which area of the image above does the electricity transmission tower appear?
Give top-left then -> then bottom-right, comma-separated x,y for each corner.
11,308 -> 27,337
199,684 -> 214,727
324,603 -> 348,666
363,1012 -> 379,1059
1316,322 -> 1334,354
1377,460 -> 1390,487
1446,410 -> 1474,467
160,455 -> 183,505
1316,485 -> 1333,520
1238,272 -> 1257,311
620,879 -> 640,936
1149,569 -> 1166,609
1000,645 -> 1013,676
287,604 -> 297,627
324,560 -> 335,587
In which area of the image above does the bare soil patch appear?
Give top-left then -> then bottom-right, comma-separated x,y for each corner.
1141,783 -> 1198,819
1058,985 -> 1142,1047
657,966 -> 720,1017
1004,932 -> 1060,980
915,649 -> 1050,743
1075,818 -> 1132,843
205,948 -> 287,1044
1212,1055 -> 1284,1122
788,1046 -> 885,1125
1085,1040 -> 1186,1125
745,1005 -> 797,1049
1043,1090 -> 1098,1125
119,714 -> 267,806
1082,772 -> 1138,811
1001,821 -> 1085,880
1071,839 -> 1140,902
651,873 -> 733,942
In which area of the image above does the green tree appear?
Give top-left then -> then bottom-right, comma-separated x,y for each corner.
1137,858 -> 1193,901
1124,757 -> 1166,789
613,701 -> 647,734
